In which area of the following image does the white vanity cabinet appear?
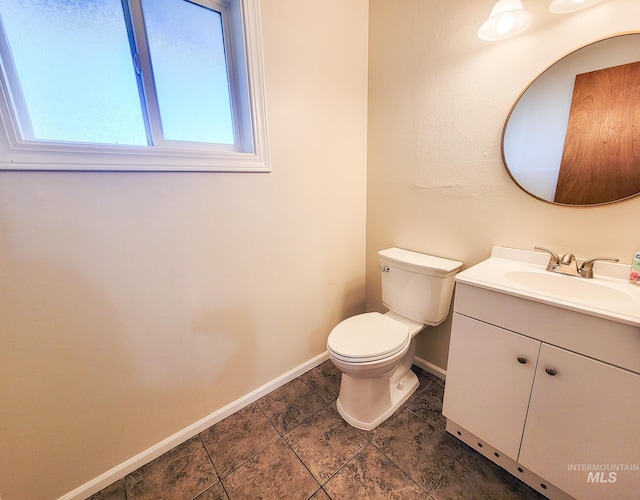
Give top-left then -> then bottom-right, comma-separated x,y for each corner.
443,279 -> 640,500
444,314 -> 540,461
519,343 -> 640,500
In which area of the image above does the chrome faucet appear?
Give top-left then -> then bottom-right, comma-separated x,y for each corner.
534,247 -> 619,279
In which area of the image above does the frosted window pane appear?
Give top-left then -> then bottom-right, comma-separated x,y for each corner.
142,0 -> 234,144
0,0 -> 147,145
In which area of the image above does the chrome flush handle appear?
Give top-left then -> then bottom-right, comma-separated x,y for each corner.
376,265 -> 390,272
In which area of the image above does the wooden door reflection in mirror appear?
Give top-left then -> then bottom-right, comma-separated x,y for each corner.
555,60 -> 640,205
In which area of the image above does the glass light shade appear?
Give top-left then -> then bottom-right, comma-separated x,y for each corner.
549,0 -> 603,14
478,0 -> 533,41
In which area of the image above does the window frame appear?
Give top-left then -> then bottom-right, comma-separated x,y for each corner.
0,0 -> 269,172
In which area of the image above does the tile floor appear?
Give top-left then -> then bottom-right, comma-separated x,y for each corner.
90,361 -> 546,499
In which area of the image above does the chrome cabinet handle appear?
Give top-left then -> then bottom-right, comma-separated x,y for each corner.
545,366 -> 557,376
517,355 -> 528,364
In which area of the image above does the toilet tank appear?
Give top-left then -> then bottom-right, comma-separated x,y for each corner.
378,247 -> 463,326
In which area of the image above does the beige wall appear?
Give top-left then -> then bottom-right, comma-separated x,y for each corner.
0,1 -> 369,498
3,1 -> 640,497
367,0 -> 640,370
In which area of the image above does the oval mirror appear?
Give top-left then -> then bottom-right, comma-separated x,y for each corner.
502,33 -> 640,206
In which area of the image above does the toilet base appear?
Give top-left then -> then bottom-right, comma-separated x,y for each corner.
336,368 -> 419,430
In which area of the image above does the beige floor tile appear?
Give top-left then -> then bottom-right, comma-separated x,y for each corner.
221,438 -> 320,499
285,405 -> 367,483
299,360 -> 341,403
369,409 -> 459,491
200,402 -> 280,477
124,436 -> 218,500
406,380 -> 446,431
323,443 -> 426,499
257,378 -> 326,434
309,488 -> 332,499
431,444 -> 545,500
194,481 -> 229,500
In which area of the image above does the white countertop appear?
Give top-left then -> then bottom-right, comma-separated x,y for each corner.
455,246 -> 640,327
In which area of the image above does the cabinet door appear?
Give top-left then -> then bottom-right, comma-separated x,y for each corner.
519,344 -> 640,500
442,314 -> 540,460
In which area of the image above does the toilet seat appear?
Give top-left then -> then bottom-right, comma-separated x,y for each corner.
327,312 -> 410,363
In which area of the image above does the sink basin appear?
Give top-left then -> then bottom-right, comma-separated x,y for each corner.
504,271 -> 634,303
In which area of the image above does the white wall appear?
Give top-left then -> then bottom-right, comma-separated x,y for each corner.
367,0 -> 640,370
0,1 -> 369,498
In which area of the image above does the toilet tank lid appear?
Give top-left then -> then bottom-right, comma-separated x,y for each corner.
378,247 -> 463,277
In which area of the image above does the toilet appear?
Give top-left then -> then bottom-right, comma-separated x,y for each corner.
327,247 -> 462,430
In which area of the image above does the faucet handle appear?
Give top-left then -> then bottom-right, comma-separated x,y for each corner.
579,257 -> 619,279
534,246 -> 560,271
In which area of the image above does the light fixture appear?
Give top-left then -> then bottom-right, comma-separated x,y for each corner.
549,0 -> 602,14
477,0 -> 533,41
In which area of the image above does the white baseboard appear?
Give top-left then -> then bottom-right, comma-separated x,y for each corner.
413,355 -> 446,380
59,352 -> 329,500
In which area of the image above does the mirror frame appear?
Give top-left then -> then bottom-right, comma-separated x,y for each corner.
501,32 -> 640,207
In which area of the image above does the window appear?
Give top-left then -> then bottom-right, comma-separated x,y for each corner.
0,0 -> 269,171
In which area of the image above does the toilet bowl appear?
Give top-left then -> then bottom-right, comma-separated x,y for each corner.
327,247 -> 462,430
327,311 -> 423,429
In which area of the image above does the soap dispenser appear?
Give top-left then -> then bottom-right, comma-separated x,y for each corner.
630,251 -> 640,286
